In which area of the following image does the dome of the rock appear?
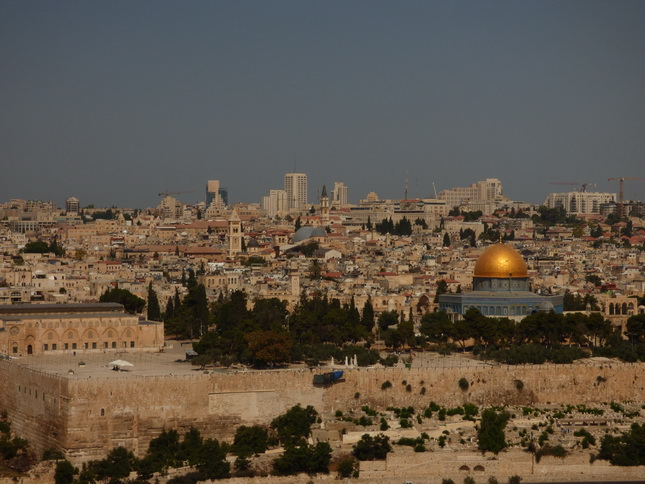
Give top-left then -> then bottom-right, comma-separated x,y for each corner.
473,243 -> 528,279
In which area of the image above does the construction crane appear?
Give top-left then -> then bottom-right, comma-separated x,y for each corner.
607,177 -> 645,218
549,182 -> 596,192
158,189 -> 193,198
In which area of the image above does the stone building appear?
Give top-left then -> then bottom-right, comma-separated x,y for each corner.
0,303 -> 164,356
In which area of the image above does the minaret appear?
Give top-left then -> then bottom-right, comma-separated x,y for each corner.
320,185 -> 330,226
227,209 -> 242,258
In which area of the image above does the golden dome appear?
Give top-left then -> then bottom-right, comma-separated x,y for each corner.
473,243 -> 528,279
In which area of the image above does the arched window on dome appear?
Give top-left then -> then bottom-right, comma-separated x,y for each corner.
609,303 -> 614,315
496,307 -> 501,315
483,307 -> 488,315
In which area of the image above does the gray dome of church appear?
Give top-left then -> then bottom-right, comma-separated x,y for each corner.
293,226 -> 327,243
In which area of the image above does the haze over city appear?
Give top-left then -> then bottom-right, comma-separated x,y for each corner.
1,0 -> 644,208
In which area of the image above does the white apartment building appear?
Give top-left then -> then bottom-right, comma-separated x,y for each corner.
331,181 -> 349,207
438,178 -> 503,208
545,191 -> 616,215
262,189 -> 288,217
284,173 -> 307,210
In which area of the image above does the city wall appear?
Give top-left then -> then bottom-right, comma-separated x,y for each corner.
1,360 -> 644,463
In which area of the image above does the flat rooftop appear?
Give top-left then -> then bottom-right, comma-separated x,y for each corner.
6,342 -> 495,380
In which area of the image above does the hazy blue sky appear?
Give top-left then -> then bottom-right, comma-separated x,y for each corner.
1,1 -> 644,208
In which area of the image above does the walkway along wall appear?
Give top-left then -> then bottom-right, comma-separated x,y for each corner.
1,360 -> 644,463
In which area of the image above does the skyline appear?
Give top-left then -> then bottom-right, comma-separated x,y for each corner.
1,1 -> 645,208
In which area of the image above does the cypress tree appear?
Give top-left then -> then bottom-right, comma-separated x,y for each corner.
147,282 -> 161,321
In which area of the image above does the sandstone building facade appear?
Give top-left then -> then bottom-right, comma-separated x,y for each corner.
0,303 -> 164,357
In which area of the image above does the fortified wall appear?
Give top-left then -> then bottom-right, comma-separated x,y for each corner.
1,359 -> 644,463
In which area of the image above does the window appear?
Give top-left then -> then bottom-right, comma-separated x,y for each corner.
104,342 -> 108,349
84,343 -> 88,349
52,344 -> 57,350
92,342 -> 97,349
64,343 -> 69,350
68,332 -> 74,339
130,341 -> 135,348
43,344 -> 48,351
111,342 -> 116,348
72,343 -> 77,350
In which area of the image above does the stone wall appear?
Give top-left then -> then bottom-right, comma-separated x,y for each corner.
0,360 -> 69,455
1,360 -> 644,463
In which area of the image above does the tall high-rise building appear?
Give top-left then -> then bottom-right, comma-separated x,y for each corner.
65,197 -> 80,214
331,181 -> 349,207
206,180 -> 228,208
284,173 -> 307,210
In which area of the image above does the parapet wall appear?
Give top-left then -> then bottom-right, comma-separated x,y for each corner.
1,360 -> 644,463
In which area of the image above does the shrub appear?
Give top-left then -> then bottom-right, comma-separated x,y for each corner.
43,448 -> 65,461
508,476 -> 522,484
458,377 -> 469,391
352,434 -> 391,461
405,384 -> 412,392
381,380 -> 392,390
514,379 -> 524,391
336,457 -> 357,478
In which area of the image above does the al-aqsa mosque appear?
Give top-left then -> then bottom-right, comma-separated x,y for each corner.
438,242 -> 563,319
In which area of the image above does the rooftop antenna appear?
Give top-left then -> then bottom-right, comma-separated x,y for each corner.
404,169 -> 409,200
432,182 -> 438,199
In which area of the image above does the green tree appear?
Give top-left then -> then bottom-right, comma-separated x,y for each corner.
272,442 -> 332,475
92,446 -> 137,482
22,240 -> 50,254
99,288 -> 145,314
420,311 -> 453,344
377,310 -> 399,331
596,423 -> 645,465
361,297 -> 375,332
196,438 -> 230,480
232,425 -> 269,456
352,433 -> 391,461
54,460 -> 77,484
245,330 -> 292,367
147,282 -> 161,321
443,232 -> 451,247
478,409 -> 510,454
271,404 -> 318,447
434,279 -> 448,303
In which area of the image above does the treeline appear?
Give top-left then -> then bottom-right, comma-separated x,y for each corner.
422,309 -> 645,364
162,269 -> 210,339
193,291 -> 388,367
374,216 -> 427,235
21,239 -> 65,257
